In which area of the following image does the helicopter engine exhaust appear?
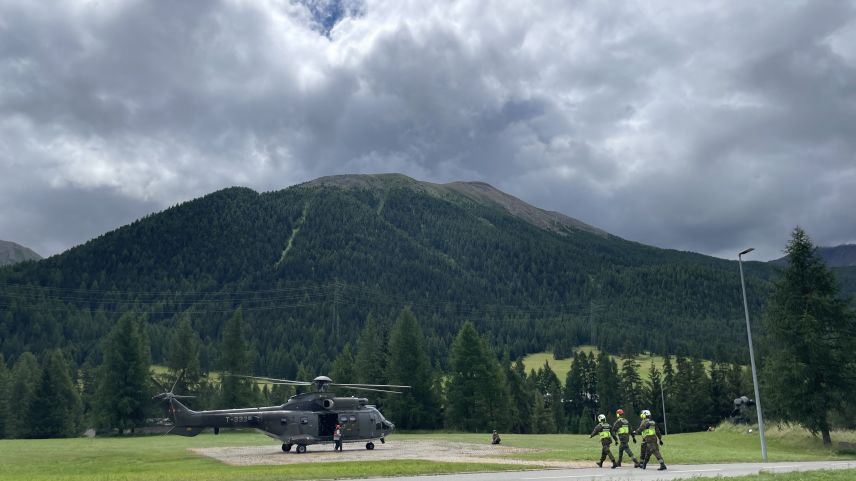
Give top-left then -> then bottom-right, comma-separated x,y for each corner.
322,399 -> 335,409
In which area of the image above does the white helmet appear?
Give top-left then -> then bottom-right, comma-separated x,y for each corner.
597,414 -> 606,422
641,409 -> 651,418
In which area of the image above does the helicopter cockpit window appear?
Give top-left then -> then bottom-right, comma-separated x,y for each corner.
349,415 -> 356,423
300,417 -> 309,425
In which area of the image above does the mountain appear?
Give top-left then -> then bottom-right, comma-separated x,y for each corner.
0,240 -> 41,267
771,244 -> 856,267
0,174 -> 799,374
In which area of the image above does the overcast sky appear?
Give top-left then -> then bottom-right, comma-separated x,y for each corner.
1,0 -> 855,261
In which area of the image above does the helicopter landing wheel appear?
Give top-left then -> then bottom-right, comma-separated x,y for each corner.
296,444 -> 307,454
366,442 -> 375,450
282,443 -> 292,452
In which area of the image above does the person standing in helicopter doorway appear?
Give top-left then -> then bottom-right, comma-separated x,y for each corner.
637,409 -> 667,470
333,424 -> 343,451
612,408 -> 640,468
589,414 -> 617,469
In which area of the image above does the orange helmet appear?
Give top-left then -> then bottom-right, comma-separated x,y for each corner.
616,409 -> 624,416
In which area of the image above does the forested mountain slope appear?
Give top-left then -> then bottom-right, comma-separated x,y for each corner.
772,244 -> 856,267
0,174 -> 810,374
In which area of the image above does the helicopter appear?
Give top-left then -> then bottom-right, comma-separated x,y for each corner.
154,375 -> 408,453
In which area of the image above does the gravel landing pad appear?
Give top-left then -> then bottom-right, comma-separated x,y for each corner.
190,440 -> 589,468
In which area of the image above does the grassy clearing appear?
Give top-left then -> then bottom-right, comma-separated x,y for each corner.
1,425 -> 853,481
397,424 -> 856,465
0,431 -> 517,481
522,346 -> 715,384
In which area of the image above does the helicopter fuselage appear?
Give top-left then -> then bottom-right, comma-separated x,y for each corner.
166,392 -> 395,451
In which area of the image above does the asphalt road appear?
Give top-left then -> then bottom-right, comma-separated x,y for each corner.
349,460 -> 856,481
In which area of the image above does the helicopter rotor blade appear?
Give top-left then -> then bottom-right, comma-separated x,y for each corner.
170,369 -> 186,394
344,386 -> 407,394
231,374 -> 312,386
151,376 -> 168,392
332,383 -> 411,389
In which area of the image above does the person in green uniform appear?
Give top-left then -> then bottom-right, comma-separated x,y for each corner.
637,409 -> 667,471
611,408 -> 640,468
589,414 -> 617,469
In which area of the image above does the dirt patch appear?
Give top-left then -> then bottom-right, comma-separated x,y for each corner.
191,440 -> 588,468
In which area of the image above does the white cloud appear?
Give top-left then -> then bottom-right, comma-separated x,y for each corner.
1,0 -> 855,258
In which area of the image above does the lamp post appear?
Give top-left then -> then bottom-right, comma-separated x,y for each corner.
738,247 -> 767,461
660,380 -> 668,435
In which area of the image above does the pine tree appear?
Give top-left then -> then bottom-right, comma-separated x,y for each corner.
27,350 -> 81,438
95,313 -> 151,433
506,359 -> 533,433
166,315 -> 203,398
219,309 -> 255,408
445,322 -> 511,431
595,351 -> 621,418
385,307 -> 439,429
354,313 -> 387,385
761,227 -> 856,444
647,362 -> 665,430
534,362 -> 565,433
7,352 -> 40,438
563,352 -> 587,432
329,343 -> 356,392
620,356 -> 644,426
0,354 -> 8,438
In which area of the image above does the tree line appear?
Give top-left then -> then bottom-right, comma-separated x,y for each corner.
0,227 -> 852,442
0,304 -> 750,438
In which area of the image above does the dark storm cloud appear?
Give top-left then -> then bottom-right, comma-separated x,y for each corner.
1,0 -> 854,259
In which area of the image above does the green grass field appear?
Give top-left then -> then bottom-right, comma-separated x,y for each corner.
1,425 -> 853,481
725,471 -> 856,481
522,346 -> 715,384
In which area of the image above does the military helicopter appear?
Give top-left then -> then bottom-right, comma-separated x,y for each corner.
154,375 -> 408,453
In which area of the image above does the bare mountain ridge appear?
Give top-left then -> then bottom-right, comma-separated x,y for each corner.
304,173 -> 608,238
0,240 -> 42,267
771,244 -> 856,268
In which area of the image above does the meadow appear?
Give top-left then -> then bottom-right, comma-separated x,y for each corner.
521,346 -> 715,384
1,424 -> 853,481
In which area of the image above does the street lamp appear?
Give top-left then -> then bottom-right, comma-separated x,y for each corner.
738,247 -> 767,461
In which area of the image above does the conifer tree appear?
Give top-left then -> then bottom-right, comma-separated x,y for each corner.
27,350 -> 81,438
563,352 -> 587,432
534,362 -> 565,433
95,313 -> 151,433
219,309 -> 255,408
762,227 -> 856,444
385,307 -> 439,429
647,362 -> 664,427
0,354 -> 8,438
8,352 -> 40,438
354,313 -> 387,385
445,322 -> 511,431
620,356 -> 644,425
330,343 -> 356,390
506,359 -> 533,433
595,351 -> 621,417
166,315 -> 203,397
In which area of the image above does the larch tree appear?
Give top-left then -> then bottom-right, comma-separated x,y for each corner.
27,350 -> 81,438
761,227 -> 855,444
219,309 -> 255,408
0,354 -> 8,438
384,307 -> 439,429
95,313 -> 151,434
445,322 -> 511,431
